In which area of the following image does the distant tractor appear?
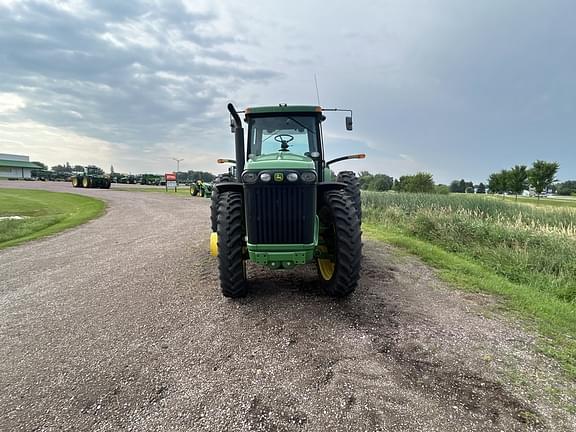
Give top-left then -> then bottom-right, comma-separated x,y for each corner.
210,103 -> 364,298
71,166 -> 111,189
190,179 -> 213,198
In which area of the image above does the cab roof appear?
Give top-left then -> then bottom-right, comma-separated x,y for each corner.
245,105 -> 322,115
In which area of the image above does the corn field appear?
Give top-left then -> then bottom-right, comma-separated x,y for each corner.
363,192 -> 576,303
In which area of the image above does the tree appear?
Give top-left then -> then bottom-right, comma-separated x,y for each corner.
32,161 -> 47,170
476,182 -> 486,194
370,174 -> 394,191
358,171 -> 374,190
435,184 -> 450,194
488,170 -> 509,194
556,180 -> 576,196
527,160 -> 559,199
449,180 -> 463,193
507,165 -> 528,199
394,172 -> 435,193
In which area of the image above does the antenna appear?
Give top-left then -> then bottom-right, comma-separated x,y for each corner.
314,73 -> 321,106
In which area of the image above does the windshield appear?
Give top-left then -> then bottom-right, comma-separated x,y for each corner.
248,115 -> 319,157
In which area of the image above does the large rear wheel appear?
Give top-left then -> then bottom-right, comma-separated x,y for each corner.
210,174 -> 233,232
317,190 -> 362,297
71,177 -> 79,187
217,191 -> 247,298
336,171 -> 362,224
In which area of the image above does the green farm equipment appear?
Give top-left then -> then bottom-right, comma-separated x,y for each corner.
210,103 -> 365,298
71,166 -> 111,189
190,179 -> 213,198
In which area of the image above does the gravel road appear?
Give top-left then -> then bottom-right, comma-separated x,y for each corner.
1,181 -> 574,431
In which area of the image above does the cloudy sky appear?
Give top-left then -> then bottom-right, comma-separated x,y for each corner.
0,0 -> 574,183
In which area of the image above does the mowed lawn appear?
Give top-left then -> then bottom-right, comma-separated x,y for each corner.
0,189 -> 105,249
362,191 -> 576,377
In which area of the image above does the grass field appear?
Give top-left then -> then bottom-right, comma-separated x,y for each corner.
0,189 -> 106,249
363,191 -> 576,376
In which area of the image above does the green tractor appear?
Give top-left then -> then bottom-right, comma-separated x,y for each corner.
190,179 -> 213,198
71,166 -> 111,189
210,103 -> 365,298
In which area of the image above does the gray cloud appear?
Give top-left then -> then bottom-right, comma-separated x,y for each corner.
1,0 -> 575,181
0,0 -> 279,148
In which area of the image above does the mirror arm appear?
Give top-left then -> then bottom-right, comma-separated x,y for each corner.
325,153 -> 366,168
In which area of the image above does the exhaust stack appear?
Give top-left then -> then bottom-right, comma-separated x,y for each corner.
227,103 -> 244,181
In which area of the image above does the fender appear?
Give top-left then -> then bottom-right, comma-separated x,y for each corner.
213,182 -> 243,193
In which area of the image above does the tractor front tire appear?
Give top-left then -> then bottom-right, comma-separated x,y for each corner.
317,190 -> 362,297
336,171 -> 362,224
82,177 -> 91,188
217,191 -> 247,298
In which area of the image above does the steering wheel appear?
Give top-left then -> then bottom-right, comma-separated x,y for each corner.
274,134 -> 294,151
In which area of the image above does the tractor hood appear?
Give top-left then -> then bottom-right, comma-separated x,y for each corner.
246,153 -> 315,171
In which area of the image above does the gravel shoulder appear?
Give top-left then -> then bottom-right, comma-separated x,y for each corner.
1,181 -> 574,431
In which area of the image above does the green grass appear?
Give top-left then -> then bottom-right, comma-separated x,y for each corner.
0,189 -> 106,249
362,191 -> 576,376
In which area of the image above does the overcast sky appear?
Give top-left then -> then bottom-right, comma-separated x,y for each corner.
0,0 -> 574,183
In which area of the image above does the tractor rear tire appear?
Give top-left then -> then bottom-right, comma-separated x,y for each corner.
210,173 -> 234,232
317,190 -> 362,297
191,184 -> 199,196
71,177 -> 79,187
217,191 -> 248,298
82,177 -> 91,188
336,171 -> 362,224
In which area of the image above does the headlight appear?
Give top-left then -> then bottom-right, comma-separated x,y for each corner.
260,172 -> 272,182
242,171 -> 258,184
286,172 -> 298,182
300,171 -> 317,183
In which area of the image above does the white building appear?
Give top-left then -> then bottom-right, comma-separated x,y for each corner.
0,153 -> 41,179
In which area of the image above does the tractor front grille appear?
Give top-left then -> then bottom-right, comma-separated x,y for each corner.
244,183 -> 316,244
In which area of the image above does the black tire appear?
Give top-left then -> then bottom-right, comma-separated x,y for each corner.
217,191 -> 247,298
317,190 -> 362,297
210,173 -> 233,232
191,184 -> 199,196
336,171 -> 362,224
102,179 -> 111,189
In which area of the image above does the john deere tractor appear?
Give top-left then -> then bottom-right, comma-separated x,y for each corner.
210,103 -> 365,298
190,179 -> 213,198
71,166 -> 111,189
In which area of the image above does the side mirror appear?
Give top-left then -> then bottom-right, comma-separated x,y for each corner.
230,115 -> 236,133
345,116 -> 353,131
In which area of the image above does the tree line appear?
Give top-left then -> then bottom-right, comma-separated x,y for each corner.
358,159 -> 574,196
31,161 -> 216,183
487,160 -> 559,198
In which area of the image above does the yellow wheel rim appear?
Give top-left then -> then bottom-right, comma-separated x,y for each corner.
210,232 -> 218,257
317,246 -> 335,280
72,178 -> 77,186
83,178 -> 88,187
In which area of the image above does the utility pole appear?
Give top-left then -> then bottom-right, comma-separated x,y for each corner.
172,157 -> 183,185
